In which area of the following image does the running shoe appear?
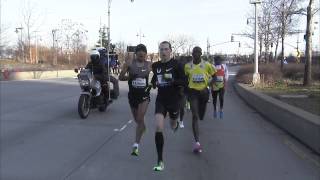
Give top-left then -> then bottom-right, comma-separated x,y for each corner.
153,161 -> 164,171
131,146 -> 139,156
213,110 -> 217,119
193,142 -> 202,153
219,110 -> 224,119
173,121 -> 179,133
179,121 -> 185,128
186,102 -> 191,111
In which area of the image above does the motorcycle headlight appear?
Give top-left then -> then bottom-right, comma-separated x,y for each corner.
80,79 -> 90,87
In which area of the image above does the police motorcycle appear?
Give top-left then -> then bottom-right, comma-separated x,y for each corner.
74,49 -> 119,119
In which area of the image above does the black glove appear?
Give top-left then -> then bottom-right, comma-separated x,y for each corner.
145,84 -> 152,93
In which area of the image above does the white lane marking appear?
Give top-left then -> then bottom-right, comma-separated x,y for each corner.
114,120 -> 133,132
229,72 -> 237,76
120,125 -> 127,131
284,139 -> 320,168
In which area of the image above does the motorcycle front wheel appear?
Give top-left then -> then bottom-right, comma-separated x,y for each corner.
78,94 -> 90,119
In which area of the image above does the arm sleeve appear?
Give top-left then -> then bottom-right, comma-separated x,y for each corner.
173,62 -> 187,87
223,64 -> 229,81
209,63 -> 217,77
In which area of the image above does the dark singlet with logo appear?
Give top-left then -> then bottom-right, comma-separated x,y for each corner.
128,60 -> 151,95
151,58 -> 185,102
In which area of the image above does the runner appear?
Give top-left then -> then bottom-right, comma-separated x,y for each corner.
178,56 -> 192,128
184,46 -> 216,153
211,55 -> 228,119
119,44 -> 152,156
151,41 -> 186,171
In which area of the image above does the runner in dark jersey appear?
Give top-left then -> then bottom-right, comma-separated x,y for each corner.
177,56 -> 192,128
151,41 -> 186,171
119,44 -> 152,156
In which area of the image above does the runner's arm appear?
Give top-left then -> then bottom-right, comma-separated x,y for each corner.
118,61 -> 129,81
223,64 -> 228,89
151,64 -> 157,89
210,64 -> 217,85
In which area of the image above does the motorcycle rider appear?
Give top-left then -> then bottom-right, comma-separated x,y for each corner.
85,50 -> 109,100
98,47 -> 120,99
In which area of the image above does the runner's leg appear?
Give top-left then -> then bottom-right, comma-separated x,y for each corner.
190,94 -> 200,142
199,89 -> 209,120
135,99 -> 149,144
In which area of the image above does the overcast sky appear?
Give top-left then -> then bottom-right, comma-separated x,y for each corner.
2,0 -> 319,54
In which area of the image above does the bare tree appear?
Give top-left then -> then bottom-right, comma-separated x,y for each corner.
114,41 -> 127,65
303,0 -> 317,86
167,34 -> 196,56
21,0 -> 45,64
244,0 -> 304,65
272,0 -> 304,70
260,0 -> 276,63
56,19 -> 78,64
0,25 -> 10,58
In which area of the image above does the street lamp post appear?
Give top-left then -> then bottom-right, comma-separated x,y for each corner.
136,29 -> 145,43
15,27 -> 24,62
107,0 -> 135,51
250,0 -> 261,86
106,0 -> 134,101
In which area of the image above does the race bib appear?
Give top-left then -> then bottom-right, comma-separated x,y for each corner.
163,73 -> 172,79
216,76 -> 224,82
132,78 -> 147,88
157,74 -> 171,86
192,74 -> 205,83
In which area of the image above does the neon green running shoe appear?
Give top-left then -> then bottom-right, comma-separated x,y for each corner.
153,161 -> 164,171
131,146 -> 139,156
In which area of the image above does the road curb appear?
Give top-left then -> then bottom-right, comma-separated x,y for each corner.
0,70 -> 76,81
234,82 -> 320,154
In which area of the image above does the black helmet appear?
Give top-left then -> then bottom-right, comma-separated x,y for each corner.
214,55 -> 223,65
90,50 -> 100,64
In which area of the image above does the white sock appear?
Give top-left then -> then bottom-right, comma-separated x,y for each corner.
133,143 -> 139,148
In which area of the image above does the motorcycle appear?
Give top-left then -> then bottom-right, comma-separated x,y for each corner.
74,68 -> 116,119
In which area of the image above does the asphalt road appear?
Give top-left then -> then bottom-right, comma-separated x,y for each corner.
1,67 -> 319,180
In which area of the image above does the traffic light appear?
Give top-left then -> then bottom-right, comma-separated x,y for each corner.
231,35 -> 234,42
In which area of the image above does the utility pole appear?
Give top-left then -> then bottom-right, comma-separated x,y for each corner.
207,40 -> 210,58
33,31 -> 39,64
99,17 -> 102,47
250,0 -> 261,86
0,0 -> 2,58
303,0 -> 314,86
52,29 -> 58,65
